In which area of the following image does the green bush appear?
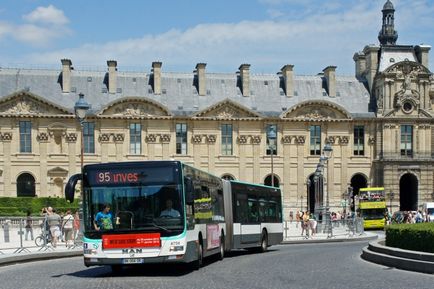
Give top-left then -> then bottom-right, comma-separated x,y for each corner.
385,222 -> 434,253
0,197 -> 79,216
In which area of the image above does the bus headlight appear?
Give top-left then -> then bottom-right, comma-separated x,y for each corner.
84,249 -> 97,255
169,246 -> 184,252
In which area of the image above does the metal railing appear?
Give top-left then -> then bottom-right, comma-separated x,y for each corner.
0,216 -> 83,254
283,217 -> 365,240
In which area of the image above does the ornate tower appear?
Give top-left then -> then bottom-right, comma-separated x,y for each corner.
378,0 -> 398,46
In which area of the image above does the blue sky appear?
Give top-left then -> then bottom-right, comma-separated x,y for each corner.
0,0 -> 433,75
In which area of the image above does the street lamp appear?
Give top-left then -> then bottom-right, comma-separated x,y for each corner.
322,142 -> 333,238
74,93 -> 90,202
389,191 -> 394,213
306,179 -> 311,212
266,125 -> 277,187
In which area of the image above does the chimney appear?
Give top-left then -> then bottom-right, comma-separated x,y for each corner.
363,45 -> 380,92
415,45 -> 431,68
281,64 -> 294,97
195,63 -> 206,96
353,52 -> 366,79
323,66 -> 337,97
152,61 -> 162,95
107,60 -> 117,94
61,59 -> 72,93
239,64 -> 250,96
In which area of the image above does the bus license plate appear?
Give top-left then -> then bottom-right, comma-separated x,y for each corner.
123,258 -> 144,264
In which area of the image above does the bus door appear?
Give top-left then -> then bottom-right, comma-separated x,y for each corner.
241,197 -> 260,244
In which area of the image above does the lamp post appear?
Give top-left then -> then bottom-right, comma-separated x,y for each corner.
389,191 -> 394,213
266,125 -> 277,187
74,93 -> 90,202
322,142 -> 333,238
306,179 -> 311,212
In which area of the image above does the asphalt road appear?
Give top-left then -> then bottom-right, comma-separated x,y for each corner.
0,240 -> 432,289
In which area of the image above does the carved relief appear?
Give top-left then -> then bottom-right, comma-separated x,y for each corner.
296,136 -> 305,144
195,100 -> 261,119
146,134 -> 157,143
0,95 -> 66,115
238,135 -> 248,144
99,133 -> 111,142
161,134 -> 171,143
37,132 -> 50,142
114,134 -> 125,143
283,103 -> 349,120
206,134 -> 216,144
192,135 -> 202,143
282,135 -> 292,144
105,102 -> 167,117
368,136 -> 375,145
338,136 -> 349,145
326,136 -> 335,144
251,135 -> 261,144
0,132 -> 12,142
66,133 -> 77,143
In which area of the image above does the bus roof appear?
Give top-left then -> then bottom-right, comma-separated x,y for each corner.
359,187 -> 385,192
229,179 -> 281,191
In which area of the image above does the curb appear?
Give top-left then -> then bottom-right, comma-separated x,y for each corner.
0,250 -> 82,267
282,233 -> 378,245
361,239 -> 434,274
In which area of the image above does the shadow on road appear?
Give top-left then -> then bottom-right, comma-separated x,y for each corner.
59,248 -> 277,278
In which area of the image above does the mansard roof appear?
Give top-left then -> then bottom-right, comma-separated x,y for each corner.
0,66 -> 373,119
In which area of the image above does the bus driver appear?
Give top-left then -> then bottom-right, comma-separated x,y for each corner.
160,199 -> 180,218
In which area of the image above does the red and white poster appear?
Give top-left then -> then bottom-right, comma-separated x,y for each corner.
102,233 -> 161,249
207,224 -> 220,249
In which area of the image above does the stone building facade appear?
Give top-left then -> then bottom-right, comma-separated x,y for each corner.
0,1 -> 432,217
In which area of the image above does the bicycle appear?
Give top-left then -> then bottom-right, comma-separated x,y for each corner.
35,229 -> 52,247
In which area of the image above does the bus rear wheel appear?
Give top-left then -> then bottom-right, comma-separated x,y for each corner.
260,232 -> 268,253
218,234 -> 225,260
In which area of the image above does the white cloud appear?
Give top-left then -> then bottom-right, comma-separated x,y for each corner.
22,5 -> 69,25
0,5 -> 71,47
20,1 -> 434,74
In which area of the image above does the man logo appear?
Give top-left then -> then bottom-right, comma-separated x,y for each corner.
122,249 -> 143,254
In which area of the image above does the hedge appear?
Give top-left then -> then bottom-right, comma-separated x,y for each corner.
0,197 -> 79,216
385,222 -> 434,253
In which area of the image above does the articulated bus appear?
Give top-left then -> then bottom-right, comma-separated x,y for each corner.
358,187 -> 387,229
65,161 -> 283,271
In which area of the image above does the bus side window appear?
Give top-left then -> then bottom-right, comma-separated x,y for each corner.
248,198 -> 259,223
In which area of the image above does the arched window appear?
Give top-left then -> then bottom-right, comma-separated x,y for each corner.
264,175 -> 280,188
17,173 -> 36,197
221,174 -> 235,181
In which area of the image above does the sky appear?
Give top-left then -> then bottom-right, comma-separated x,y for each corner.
0,0 -> 433,76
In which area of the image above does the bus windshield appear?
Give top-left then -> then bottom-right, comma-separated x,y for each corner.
82,162 -> 184,236
360,208 -> 385,220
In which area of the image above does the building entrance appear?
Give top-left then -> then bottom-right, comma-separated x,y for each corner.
399,173 -> 418,211
350,174 -> 368,211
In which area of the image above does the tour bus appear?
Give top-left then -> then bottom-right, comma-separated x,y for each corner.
358,187 -> 387,229
65,161 -> 283,271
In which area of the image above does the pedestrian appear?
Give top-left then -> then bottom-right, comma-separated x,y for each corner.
73,211 -> 80,240
309,212 -> 317,237
62,209 -> 74,247
25,211 -> 34,241
46,207 -> 61,247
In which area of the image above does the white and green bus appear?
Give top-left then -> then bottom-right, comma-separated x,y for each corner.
65,161 -> 283,271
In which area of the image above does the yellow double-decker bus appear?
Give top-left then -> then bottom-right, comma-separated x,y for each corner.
358,187 -> 386,229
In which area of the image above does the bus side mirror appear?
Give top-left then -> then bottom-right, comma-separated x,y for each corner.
65,173 -> 82,203
184,177 -> 194,205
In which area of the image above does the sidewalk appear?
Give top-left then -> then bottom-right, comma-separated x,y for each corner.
282,220 -> 378,244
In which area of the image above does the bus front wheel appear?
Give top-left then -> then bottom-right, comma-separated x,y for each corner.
193,241 -> 203,270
